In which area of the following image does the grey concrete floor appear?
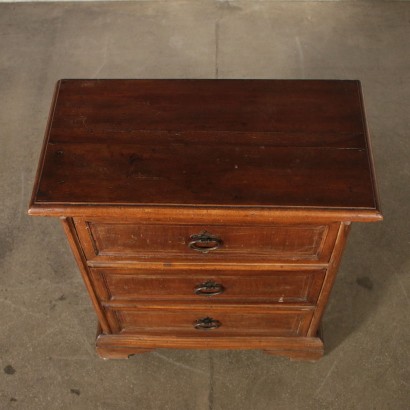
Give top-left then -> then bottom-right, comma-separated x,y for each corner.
1,1 -> 409,409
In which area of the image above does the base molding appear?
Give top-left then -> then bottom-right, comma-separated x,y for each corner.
95,330 -> 324,361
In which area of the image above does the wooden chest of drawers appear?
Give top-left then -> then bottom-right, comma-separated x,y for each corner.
29,79 -> 382,360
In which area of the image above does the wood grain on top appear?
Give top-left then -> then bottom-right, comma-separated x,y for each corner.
30,79 -> 381,215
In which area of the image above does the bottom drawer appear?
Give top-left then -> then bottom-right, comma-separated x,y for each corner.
105,306 -> 314,337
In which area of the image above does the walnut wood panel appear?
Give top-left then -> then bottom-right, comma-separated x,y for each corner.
104,305 -> 314,337
35,141 -> 376,209
49,80 -> 365,138
307,222 -> 351,336
90,267 -> 325,305
75,219 -> 339,264
29,79 -> 382,220
60,218 -> 111,333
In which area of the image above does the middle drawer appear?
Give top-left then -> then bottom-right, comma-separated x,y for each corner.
90,267 -> 326,305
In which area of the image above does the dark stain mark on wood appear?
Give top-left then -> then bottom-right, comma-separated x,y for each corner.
126,152 -> 163,180
127,153 -> 141,178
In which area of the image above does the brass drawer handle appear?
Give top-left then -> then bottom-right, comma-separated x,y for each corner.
194,317 -> 221,330
188,231 -> 222,253
194,280 -> 225,297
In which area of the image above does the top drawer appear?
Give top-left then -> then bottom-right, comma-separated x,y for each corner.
74,219 -> 339,265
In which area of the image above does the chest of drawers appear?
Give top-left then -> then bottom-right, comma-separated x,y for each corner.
29,79 -> 382,360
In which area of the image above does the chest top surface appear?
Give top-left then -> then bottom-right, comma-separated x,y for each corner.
29,79 -> 381,221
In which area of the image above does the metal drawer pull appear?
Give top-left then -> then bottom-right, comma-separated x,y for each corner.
194,280 -> 225,297
194,317 -> 221,330
188,231 -> 223,253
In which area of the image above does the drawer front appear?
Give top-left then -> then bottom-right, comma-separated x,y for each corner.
91,267 -> 325,305
75,219 -> 339,264
105,306 -> 314,337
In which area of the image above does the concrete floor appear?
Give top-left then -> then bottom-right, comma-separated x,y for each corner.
1,1 -> 409,409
